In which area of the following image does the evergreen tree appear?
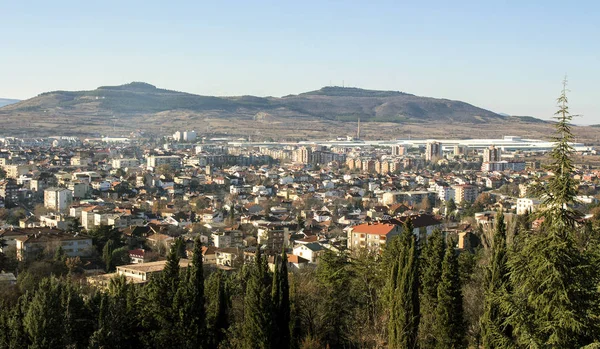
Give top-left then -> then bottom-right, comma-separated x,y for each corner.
242,248 -> 273,349
206,270 -> 230,348
103,239 -> 115,272
271,249 -> 291,349
144,243 -> 182,348
503,80 -> 600,347
388,222 -> 420,349
481,211 -> 513,348
23,278 -> 66,349
315,249 -> 352,348
434,247 -> 465,349
174,236 -> 206,349
418,229 -> 446,348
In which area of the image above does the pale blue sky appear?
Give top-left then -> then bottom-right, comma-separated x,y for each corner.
1,1 -> 598,123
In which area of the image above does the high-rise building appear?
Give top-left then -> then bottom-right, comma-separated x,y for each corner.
483,145 -> 501,162
293,146 -> 312,164
391,145 -> 406,156
425,141 -> 442,161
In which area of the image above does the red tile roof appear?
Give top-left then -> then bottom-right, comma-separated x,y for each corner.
351,223 -> 397,236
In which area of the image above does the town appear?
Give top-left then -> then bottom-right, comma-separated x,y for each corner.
1,129 -> 598,277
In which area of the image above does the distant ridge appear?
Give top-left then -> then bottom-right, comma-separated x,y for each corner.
0,98 -> 20,108
0,82 -> 535,125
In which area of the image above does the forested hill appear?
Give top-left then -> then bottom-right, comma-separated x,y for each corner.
0,82 -> 529,124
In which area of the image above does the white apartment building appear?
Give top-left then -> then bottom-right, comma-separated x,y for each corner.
44,187 -> 73,212
112,158 -> 140,169
146,155 -> 182,169
516,198 -> 541,215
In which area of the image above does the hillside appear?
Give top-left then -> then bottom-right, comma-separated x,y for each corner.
4,82 -> 594,143
0,98 -> 20,108
1,82 -> 507,124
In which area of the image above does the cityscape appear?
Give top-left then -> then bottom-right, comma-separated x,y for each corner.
1,1 -> 600,349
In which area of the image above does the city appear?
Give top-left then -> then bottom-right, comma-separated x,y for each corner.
2,1 -> 600,348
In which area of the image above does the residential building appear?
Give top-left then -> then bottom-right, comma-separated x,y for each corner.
425,141 -> 442,161
483,145 -> 502,162
44,187 -> 73,212
453,184 -> 478,204
14,230 -> 93,261
292,242 -> 326,263
146,155 -> 182,169
516,198 -> 541,215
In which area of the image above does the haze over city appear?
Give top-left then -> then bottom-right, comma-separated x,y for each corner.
2,0 -> 599,124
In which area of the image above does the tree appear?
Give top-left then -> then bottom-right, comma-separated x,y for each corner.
481,211 -> 513,348
388,222 -> 420,349
23,278 -> 67,349
434,247 -> 465,348
242,248 -> 273,349
174,236 -> 206,349
206,270 -> 230,348
271,250 -> 291,349
103,239 -> 115,272
419,229 -> 446,348
503,80 -> 600,347
446,199 -> 457,214
143,243 -> 182,348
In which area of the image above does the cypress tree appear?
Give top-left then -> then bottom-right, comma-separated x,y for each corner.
23,278 -> 66,349
174,236 -> 206,349
242,248 -> 272,349
418,229 -> 445,348
207,270 -> 230,348
481,211 -> 513,348
388,222 -> 420,349
434,247 -> 465,349
145,242 -> 181,348
504,80 -> 600,347
103,239 -> 114,272
271,250 -> 291,349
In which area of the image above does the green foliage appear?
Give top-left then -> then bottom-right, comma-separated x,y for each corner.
481,211 -> 513,348
388,223 -> 420,349
315,250 -> 353,348
242,248 -> 273,349
272,250 -> 291,349
206,270 -> 230,348
434,247 -> 465,348
419,229 -> 446,347
501,81 -> 600,347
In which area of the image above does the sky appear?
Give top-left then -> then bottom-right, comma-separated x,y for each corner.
1,1 -> 599,124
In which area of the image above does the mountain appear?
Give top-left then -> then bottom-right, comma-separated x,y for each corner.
1,82 -> 510,124
0,98 -> 20,108
0,82 -> 568,140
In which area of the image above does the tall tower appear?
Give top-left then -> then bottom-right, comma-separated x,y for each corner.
356,118 -> 361,139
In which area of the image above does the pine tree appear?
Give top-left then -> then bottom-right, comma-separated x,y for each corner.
271,250 -> 291,349
481,211 -> 513,348
388,222 -> 420,348
434,247 -> 465,349
242,248 -> 273,349
418,229 -> 445,348
503,80 -> 600,347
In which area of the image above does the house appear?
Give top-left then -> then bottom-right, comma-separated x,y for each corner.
14,230 -> 93,261
347,222 -> 402,253
128,248 -> 152,264
293,242 -> 326,264
87,259 -> 192,288
215,247 -> 241,268
146,233 -> 174,250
